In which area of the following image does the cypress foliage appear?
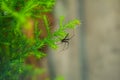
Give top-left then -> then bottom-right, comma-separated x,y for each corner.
0,0 -> 80,79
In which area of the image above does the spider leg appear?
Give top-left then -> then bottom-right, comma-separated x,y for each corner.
57,43 -> 66,53
68,33 -> 74,40
57,41 -> 69,53
63,40 -> 69,50
64,33 -> 69,39
67,29 -> 75,40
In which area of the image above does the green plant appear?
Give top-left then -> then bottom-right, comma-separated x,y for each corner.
0,0 -> 80,80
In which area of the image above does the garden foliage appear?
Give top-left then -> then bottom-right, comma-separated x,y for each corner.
0,0 -> 80,79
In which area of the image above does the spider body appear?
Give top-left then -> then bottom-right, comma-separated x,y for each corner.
61,33 -> 70,45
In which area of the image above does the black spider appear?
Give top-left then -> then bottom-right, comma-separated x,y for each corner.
61,33 -> 69,45
60,33 -> 74,50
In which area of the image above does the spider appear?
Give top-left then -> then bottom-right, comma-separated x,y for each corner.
60,33 -> 74,50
